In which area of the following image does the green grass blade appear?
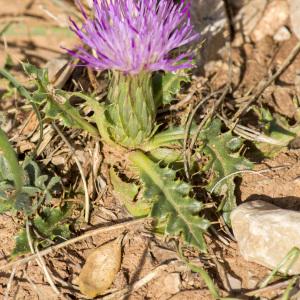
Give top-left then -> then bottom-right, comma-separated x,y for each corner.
281,277 -> 298,300
0,128 -> 23,193
0,68 -> 33,101
179,248 -> 219,299
260,247 -> 300,288
0,68 -> 44,156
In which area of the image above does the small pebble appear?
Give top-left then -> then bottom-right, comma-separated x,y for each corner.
251,0 -> 289,41
231,200 -> 300,275
273,26 -> 291,42
227,273 -> 242,290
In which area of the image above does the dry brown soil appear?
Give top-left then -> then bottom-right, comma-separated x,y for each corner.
1,1 -> 300,299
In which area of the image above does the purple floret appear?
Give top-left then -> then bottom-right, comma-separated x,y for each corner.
67,0 -> 199,74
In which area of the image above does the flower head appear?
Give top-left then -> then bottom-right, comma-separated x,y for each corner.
67,0 -> 199,74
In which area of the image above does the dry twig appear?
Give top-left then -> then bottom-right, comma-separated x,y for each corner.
102,260 -> 184,300
52,122 -> 91,223
26,220 -> 60,296
24,269 -> 44,299
183,91 -> 222,179
0,218 -> 150,272
183,31 -> 233,179
244,279 -> 293,297
233,41 -> 300,121
4,266 -> 17,300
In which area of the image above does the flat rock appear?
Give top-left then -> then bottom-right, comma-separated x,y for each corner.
149,272 -> 181,298
231,200 -> 300,275
272,87 -> 296,118
234,0 -> 268,36
273,26 -> 291,42
190,0 -> 270,65
251,0 -> 289,41
289,0 -> 300,39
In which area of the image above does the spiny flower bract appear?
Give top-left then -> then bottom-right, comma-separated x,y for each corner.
67,0 -> 199,74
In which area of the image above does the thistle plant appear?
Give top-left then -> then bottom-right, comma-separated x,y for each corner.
0,0 -> 252,256
67,0 -> 199,147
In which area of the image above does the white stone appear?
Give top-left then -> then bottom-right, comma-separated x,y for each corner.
227,273 -> 242,290
234,0 -> 268,36
251,0 -> 289,41
231,200 -> 300,275
179,0 -> 291,65
190,0 -> 268,64
273,26 -> 291,42
162,273 -> 181,295
289,0 -> 300,40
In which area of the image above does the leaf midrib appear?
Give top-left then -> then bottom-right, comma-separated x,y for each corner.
130,151 -> 203,248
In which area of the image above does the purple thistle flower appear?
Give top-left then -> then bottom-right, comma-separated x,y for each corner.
67,0 -> 199,75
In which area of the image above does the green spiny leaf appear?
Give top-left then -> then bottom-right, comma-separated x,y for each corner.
34,206 -> 70,240
0,128 -> 23,194
130,150 -> 210,252
148,147 -> 182,164
143,126 -> 186,151
255,107 -> 300,157
71,92 -> 126,151
23,157 -> 42,186
43,176 -> 61,203
15,193 -> 32,215
12,229 -> 29,257
0,155 -> 61,215
22,157 -> 61,208
153,72 -> 189,106
4,53 -> 14,69
0,155 -> 14,182
110,168 -> 150,217
12,205 -> 71,257
0,67 -> 34,102
0,196 -> 13,213
43,90 -> 98,135
0,65 -> 98,136
22,62 -> 48,92
199,119 -> 252,224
